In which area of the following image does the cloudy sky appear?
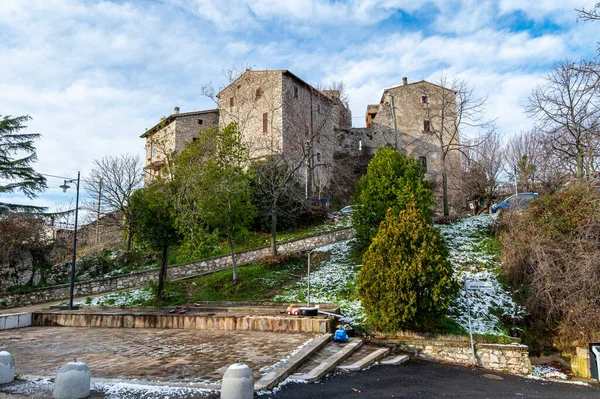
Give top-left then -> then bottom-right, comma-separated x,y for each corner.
2,0 -> 599,212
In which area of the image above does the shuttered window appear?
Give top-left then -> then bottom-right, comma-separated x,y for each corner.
263,112 -> 268,133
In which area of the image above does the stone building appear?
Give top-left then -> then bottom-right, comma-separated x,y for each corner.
217,69 -> 352,197
342,77 -> 461,209
139,72 -> 459,209
141,108 -> 219,183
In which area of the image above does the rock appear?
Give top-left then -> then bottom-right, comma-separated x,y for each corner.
220,363 -> 254,399
53,361 -> 91,399
0,351 -> 15,384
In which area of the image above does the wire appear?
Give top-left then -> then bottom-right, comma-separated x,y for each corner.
39,173 -> 77,180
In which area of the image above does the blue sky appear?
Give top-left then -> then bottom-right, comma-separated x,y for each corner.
1,0 -> 599,214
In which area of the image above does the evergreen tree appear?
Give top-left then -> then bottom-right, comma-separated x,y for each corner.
358,199 -> 457,331
352,147 -> 433,251
129,182 -> 181,302
0,115 -> 47,212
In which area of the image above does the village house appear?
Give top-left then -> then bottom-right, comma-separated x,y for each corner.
140,71 -> 459,208
343,77 -> 461,208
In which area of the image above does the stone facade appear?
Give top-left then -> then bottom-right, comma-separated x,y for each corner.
379,338 -> 532,375
0,228 -> 354,309
342,78 -> 462,210
141,108 -> 219,184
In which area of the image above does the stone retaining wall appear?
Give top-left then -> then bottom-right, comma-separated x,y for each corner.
32,311 -> 333,334
379,338 -> 532,374
0,228 -> 354,309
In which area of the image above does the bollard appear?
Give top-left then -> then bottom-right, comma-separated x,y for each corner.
53,361 -> 91,399
0,351 -> 15,384
220,363 -> 254,399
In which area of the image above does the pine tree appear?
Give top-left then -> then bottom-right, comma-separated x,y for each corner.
0,115 -> 47,212
357,198 -> 457,331
352,147 -> 433,252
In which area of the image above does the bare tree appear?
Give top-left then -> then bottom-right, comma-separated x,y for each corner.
418,74 -> 496,215
202,68 -> 350,255
84,154 -> 144,250
526,60 -> 600,179
460,131 -> 505,211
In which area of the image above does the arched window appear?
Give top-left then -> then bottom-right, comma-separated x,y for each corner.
256,87 -> 263,99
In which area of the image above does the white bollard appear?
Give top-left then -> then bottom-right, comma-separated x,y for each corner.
53,361 -> 91,399
0,351 -> 15,384
220,363 -> 254,399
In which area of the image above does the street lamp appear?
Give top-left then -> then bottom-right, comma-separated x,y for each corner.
306,248 -> 319,308
60,172 -> 80,310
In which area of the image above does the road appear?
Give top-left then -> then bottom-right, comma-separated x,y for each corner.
271,359 -> 600,398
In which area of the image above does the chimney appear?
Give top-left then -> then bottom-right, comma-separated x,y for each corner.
174,106 -> 180,114
402,77 -> 408,86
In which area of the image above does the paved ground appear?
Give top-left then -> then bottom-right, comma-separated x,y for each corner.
0,327 -> 314,384
273,359 -> 600,398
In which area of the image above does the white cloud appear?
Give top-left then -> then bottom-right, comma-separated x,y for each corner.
1,0 -> 600,211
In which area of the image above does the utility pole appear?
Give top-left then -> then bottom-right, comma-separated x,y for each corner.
95,177 -> 102,246
514,165 -> 518,195
391,94 -> 399,151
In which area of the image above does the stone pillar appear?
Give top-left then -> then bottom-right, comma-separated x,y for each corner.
0,351 -> 15,384
220,363 -> 254,399
53,361 -> 91,399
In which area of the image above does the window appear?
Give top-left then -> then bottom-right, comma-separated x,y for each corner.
263,112 -> 268,133
256,87 -> 263,99
230,97 -> 235,107
419,156 -> 427,172
151,145 -> 155,157
421,95 -> 429,104
294,85 -> 299,99
198,119 -> 203,125
316,152 -> 321,162
424,120 -> 431,132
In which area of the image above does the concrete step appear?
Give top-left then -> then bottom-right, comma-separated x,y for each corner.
380,353 -> 411,366
254,334 -> 331,391
336,345 -> 391,372
290,338 -> 363,382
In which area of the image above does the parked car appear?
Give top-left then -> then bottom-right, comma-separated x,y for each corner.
491,193 -> 539,213
332,205 -> 355,218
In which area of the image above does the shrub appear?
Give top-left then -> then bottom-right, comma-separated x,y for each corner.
352,147 -> 433,252
357,199 -> 457,332
257,253 -> 295,267
499,181 -> 600,352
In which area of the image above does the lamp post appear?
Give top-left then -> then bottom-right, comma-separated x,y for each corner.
59,172 -> 80,310
306,248 -> 319,308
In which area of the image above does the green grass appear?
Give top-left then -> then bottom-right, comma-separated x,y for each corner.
146,255 -> 308,306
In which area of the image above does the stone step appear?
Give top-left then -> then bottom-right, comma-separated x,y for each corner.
254,334 -> 331,391
290,338 -> 363,382
380,353 -> 411,366
336,345 -> 391,372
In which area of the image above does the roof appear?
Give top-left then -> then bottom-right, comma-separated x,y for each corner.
140,109 -> 219,138
379,80 -> 457,103
216,69 -> 335,103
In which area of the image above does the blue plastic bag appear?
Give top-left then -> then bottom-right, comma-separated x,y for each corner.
334,325 -> 349,342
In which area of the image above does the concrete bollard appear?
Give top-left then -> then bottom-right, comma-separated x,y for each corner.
0,351 -> 15,384
220,363 -> 254,399
53,361 -> 91,399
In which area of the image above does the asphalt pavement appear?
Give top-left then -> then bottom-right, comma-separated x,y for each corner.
270,359 -> 600,398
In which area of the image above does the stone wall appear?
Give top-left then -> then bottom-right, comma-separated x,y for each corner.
32,311 -> 334,334
380,338 -> 532,375
0,228 -> 354,309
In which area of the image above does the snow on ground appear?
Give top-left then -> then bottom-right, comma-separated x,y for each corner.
72,287 -> 154,307
532,365 -> 568,380
439,215 -> 525,335
274,239 -> 366,326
